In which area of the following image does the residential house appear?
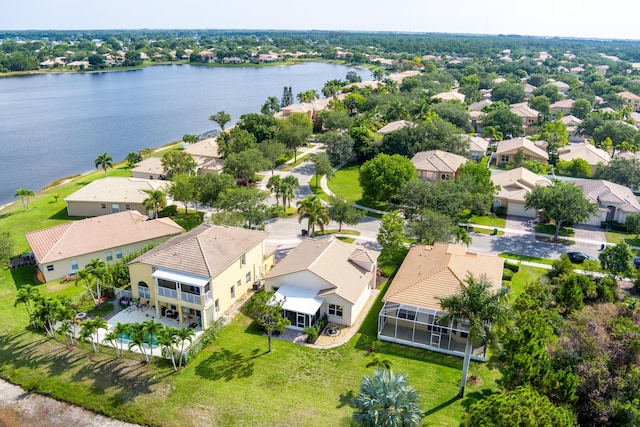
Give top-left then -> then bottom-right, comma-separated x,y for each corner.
67,60 -> 90,70
199,50 -> 216,63
130,157 -> 165,180
274,94 -> 347,120
461,135 -> 489,161
560,115 -> 586,142
573,180 -> 640,226
495,137 -> 549,166
25,211 -> 183,283
264,237 -> 379,329
222,57 -> 243,64
184,138 -> 225,175
468,99 -> 492,112
550,99 -> 575,116
523,83 -> 537,100
618,91 -> 640,112
378,243 -> 504,360
432,91 -> 466,103
491,167 -> 552,218
629,112 -> 640,128
558,143 -> 611,175
510,103 -> 541,133
549,80 -> 570,94
64,177 -> 171,217
127,225 -> 275,330
411,150 -> 469,182
570,66 -> 585,74
378,120 -> 414,135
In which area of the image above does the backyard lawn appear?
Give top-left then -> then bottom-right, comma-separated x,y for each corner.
327,164 -> 387,212
0,266 -> 504,426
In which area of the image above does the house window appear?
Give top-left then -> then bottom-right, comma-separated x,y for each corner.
124,204 -> 131,210
106,251 -> 113,262
215,299 -> 220,313
501,155 -> 510,163
111,204 -> 120,213
237,280 -> 241,288
230,286 -> 235,299
245,272 -> 251,283
46,265 -> 54,272
100,203 -> 107,209
328,304 -> 343,317
240,253 -> 246,266
115,249 -> 122,259
71,260 -> 78,271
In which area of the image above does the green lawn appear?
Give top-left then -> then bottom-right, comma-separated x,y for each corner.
605,230 -> 640,247
507,265 -> 548,298
535,223 -> 574,237
327,164 -> 387,212
498,253 -> 555,266
469,215 -> 506,228
0,268 -> 501,426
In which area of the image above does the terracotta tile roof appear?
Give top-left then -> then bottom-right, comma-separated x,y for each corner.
496,137 -> 549,160
574,179 -> 640,214
411,150 -> 468,174
63,177 -> 170,204
25,211 -> 184,264
550,99 -> 575,109
129,224 -> 268,278
384,243 -> 504,311
558,143 -> 611,166
618,91 -> 640,101
264,237 -> 379,304
462,135 -> 489,153
510,103 -> 540,118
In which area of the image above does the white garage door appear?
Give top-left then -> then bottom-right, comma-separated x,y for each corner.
508,203 -> 535,218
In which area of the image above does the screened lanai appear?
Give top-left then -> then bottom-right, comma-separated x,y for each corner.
377,301 -> 488,361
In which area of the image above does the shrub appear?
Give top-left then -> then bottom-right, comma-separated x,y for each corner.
158,204 -> 178,217
502,269 -> 514,281
303,326 -> 319,343
504,261 -> 520,273
494,206 -> 507,217
601,221 -> 608,229
610,221 -> 626,232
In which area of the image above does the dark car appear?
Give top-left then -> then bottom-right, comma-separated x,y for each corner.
566,252 -> 594,264
236,179 -> 258,187
634,256 -> 640,268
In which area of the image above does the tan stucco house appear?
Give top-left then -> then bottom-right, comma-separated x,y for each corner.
573,180 -> 640,226
64,177 -> 171,217
491,167 -> 552,218
378,120 -> 415,135
264,237 -> 379,329
411,150 -> 469,182
557,142 -> 611,175
510,103 -> 541,133
25,211 -> 184,283
495,137 -> 549,166
378,243 -> 504,361
127,225 -> 274,330
618,91 -> 640,112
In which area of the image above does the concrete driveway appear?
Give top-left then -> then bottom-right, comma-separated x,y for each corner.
573,224 -> 606,249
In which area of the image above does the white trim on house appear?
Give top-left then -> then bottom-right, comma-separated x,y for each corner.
274,284 -> 323,316
152,269 -> 210,288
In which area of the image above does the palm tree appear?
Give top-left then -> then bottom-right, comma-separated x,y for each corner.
14,285 -> 40,328
297,195 -> 329,237
280,175 -> 299,213
33,296 -> 62,338
482,126 -> 503,142
142,319 -> 163,362
14,188 -> 35,210
365,355 -> 393,371
91,316 -> 108,352
74,268 -> 96,301
95,152 -> 113,176
176,327 -> 195,368
85,259 -> 107,305
159,327 -> 179,371
113,322 -> 130,356
267,175 -> 283,205
128,323 -> 150,363
352,369 -> 423,426
209,110 -> 231,131
103,330 -> 121,357
57,321 -> 76,346
79,320 -> 98,353
437,274 -> 510,398
143,189 -> 167,219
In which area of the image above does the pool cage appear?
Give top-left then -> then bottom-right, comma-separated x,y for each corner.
377,301 -> 488,361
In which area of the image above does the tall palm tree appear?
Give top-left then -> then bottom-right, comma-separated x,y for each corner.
176,327 -> 195,368
14,188 -> 35,211
91,316 -> 108,352
437,274 -> 510,398
79,320 -> 98,353
142,319 -> 163,361
280,175 -> 299,212
352,369 -> 423,426
14,285 -> 40,328
74,268 -> 96,301
159,327 -> 180,371
103,330 -> 121,357
33,296 -> 62,338
297,195 -> 329,237
128,323 -> 150,363
95,152 -> 113,177
85,258 -> 107,305
209,110 -> 231,131
113,322 -> 130,356
267,175 -> 283,205
143,189 -> 167,219
57,321 -> 76,346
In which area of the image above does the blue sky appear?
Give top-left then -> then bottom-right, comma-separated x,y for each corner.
3,0 -> 640,41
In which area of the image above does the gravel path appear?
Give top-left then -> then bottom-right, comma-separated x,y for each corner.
0,379 -> 138,427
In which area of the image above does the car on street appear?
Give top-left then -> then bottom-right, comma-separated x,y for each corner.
566,251 -> 595,264
634,256 -> 640,268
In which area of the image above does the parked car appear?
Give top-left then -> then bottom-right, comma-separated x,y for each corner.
634,256 -> 640,268
236,179 -> 258,187
566,252 -> 594,264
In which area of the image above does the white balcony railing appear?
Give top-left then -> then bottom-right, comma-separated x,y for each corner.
157,286 -> 177,299
180,291 -> 202,305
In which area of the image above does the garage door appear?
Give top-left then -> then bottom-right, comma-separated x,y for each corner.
508,203 -> 535,218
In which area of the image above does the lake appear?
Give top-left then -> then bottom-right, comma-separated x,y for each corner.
0,62 -> 370,205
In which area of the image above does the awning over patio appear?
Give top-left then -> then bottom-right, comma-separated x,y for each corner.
152,269 -> 210,288
274,284 -> 323,315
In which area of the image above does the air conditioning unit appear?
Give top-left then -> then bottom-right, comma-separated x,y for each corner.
252,280 -> 264,291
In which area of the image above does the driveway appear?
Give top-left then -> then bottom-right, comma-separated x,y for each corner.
573,224 -> 606,249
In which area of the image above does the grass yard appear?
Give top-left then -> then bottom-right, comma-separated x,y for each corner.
605,230 -> 640,247
507,265 -> 548,298
498,253 -> 555,266
327,164 -> 387,212
535,223 -> 574,237
0,267 -> 502,426
469,215 -> 506,228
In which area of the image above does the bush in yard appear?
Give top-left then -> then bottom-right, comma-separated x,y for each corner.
158,204 -> 178,217
502,269 -> 514,281
504,261 -> 520,273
